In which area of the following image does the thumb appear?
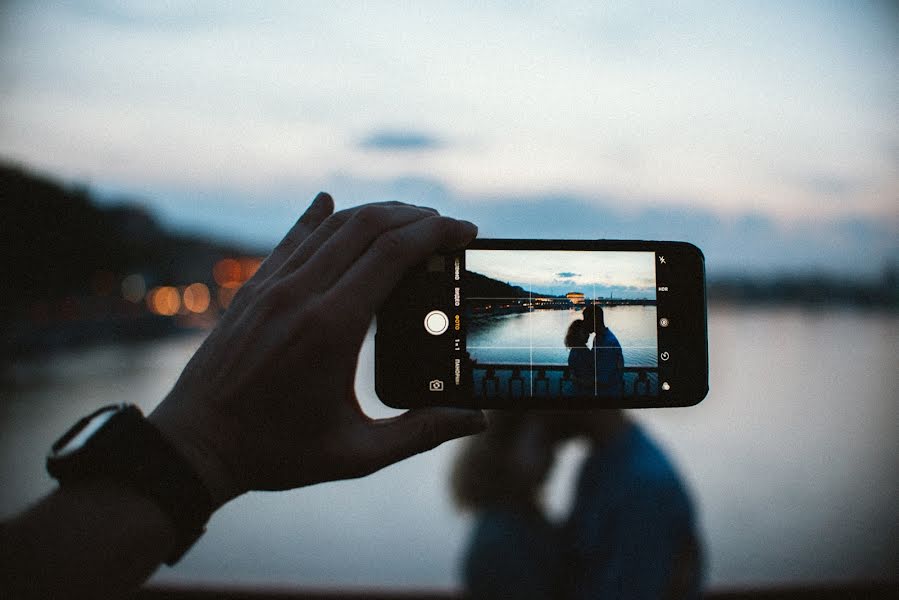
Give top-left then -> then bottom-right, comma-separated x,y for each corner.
359,408 -> 487,475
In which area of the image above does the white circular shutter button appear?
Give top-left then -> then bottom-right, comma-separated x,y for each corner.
424,310 -> 449,335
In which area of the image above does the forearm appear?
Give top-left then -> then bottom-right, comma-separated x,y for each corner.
0,480 -> 176,599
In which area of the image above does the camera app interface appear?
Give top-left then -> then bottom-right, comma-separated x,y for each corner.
465,250 -> 659,401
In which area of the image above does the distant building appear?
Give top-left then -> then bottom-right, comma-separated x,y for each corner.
566,292 -> 585,304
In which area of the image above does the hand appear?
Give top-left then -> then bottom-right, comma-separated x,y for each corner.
150,194 -> 486,507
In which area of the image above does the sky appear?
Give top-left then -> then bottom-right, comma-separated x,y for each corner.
1,1 -> 897,275
467,249 -> 656,298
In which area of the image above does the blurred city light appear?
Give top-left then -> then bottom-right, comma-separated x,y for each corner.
213,259 -> 242,288
121,274 -> 147,303
147,286 -> 180,316
182,283 -> 211,313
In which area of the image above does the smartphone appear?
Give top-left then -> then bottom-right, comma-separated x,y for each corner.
376,239 -> 708,409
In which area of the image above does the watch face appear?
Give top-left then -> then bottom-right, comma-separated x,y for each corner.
51,405 -> 122,458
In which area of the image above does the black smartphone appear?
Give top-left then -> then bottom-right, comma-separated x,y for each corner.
376,239 -> 708,409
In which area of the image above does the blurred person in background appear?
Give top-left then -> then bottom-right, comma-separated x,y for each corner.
557,409 -> 702,599
454,410 -> 701,599
452,411 -> 560,599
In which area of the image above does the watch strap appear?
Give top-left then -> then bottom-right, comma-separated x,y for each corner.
47,405 -> 213,565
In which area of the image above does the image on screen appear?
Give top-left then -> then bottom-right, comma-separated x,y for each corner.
465,250 -> 658,400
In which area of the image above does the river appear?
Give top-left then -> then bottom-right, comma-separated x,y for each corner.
468,304 -> 658,366
1,306 -> 896,591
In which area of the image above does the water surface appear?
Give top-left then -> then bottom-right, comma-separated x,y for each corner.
468,305 -> 657,366
1,307 -> 896,590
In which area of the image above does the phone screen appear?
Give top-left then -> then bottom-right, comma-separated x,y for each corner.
376,239 -> 707,409
465,249 -> 659,401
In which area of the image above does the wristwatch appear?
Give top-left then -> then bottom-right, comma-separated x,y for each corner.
46,404 -> 213,565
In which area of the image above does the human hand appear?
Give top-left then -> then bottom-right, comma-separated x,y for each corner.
150,194 -> 486,507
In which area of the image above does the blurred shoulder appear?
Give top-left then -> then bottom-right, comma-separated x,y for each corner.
581,424 -> 692,505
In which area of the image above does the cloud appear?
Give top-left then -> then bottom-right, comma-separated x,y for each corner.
556,271 -> 580,278
359,130 -> 444,152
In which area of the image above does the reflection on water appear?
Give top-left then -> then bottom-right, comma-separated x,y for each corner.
468,305 -> 657,366
1,307 -> 897,590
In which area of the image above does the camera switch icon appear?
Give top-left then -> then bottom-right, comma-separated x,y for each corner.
660,351 -> 670,361
429,379 -> 444,392
424,310 -> 449,335
662,382 -> 671,391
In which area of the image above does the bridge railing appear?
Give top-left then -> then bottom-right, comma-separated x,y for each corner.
472,363 -> 657,399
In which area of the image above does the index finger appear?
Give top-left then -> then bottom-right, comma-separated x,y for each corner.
254,192 -> 334,281
332,215 -> 477,316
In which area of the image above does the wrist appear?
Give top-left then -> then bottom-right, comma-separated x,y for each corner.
148,406 -> 241,511
46,404 -> 218,564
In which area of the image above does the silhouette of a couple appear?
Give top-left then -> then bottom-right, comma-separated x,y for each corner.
565,305 -> 624,397
453,409 -> 702,599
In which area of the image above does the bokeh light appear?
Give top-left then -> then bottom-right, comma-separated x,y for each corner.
182,283 -> 211,313
121,274 -> 147,303
213,259 -> 242,288
147,286 -> 180,316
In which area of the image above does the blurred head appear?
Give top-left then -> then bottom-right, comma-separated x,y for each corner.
581,304 -> 605,334
565,319 -> 589,348
451,411 -> 556,511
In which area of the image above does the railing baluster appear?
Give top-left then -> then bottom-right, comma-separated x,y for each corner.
472,364 -> 655,399
533,367 -> 549,397
508,366 -> 525,398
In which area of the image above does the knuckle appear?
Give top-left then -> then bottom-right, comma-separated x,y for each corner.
352,205 -> 387,230
435,216 -> 458,239
319,210 -> 352,235
255,282 -> 291,315
375,228 -> 407,258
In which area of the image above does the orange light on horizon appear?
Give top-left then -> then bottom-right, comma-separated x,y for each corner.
183,283 -> 211,313
147,286 -> 180,316
213,259 -> 242,288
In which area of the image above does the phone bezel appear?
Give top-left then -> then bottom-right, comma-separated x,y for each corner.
376,239 -> 708,409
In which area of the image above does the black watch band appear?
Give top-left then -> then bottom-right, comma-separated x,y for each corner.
47,404 -> 213,565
